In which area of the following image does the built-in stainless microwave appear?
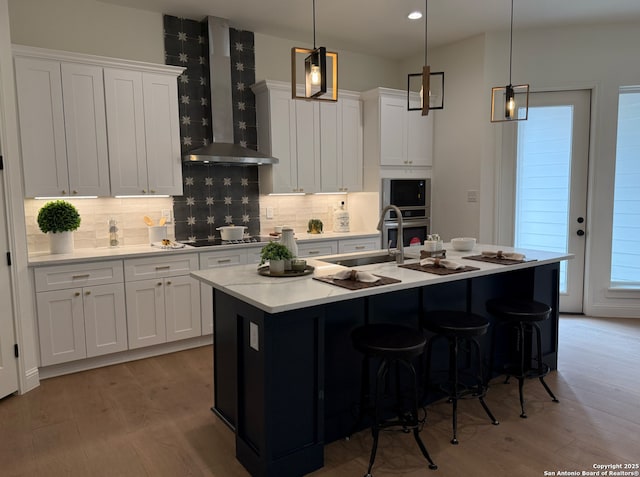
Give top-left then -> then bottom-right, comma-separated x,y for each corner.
381,178 -> 430,219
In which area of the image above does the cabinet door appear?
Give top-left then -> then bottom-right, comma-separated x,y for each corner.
379,96 -> 407,166
407,110 -> 433,167
61,63 -> 110,196
319,101 -> 340,192
14,57 -> 69,197
36,289 -> 86,366
104,68 -> 149,196
262,89 -> 297,193
143,73 -> 183,196
294,100 -> 320,193
83,283 -> 127,358
340,98 -> 363,191
125,278 -> 166,349
165,275 -> 201,342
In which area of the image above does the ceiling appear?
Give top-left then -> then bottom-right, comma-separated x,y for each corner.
99,0 -> 640,60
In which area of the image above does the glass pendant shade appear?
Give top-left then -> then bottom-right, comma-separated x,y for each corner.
491,83 -> 529,122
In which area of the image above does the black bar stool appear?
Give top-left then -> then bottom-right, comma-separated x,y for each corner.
422,310 -> 499,445
351,323 -> 437,476
486,298 -> 559,418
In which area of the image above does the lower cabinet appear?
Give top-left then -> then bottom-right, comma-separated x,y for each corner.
297,240 -> 338,258
34,261 -> 127,366
124,255 -> 201,349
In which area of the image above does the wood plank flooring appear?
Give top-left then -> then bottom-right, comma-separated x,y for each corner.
1,316 -> 639,477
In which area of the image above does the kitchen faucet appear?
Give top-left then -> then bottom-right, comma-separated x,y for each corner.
377,205 -> 404,264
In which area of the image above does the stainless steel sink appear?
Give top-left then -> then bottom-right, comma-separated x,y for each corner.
321,253 -> 397,267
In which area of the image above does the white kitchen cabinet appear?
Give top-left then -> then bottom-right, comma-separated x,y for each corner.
297,240 -> 338,258
320,96 -> 363,193
15,57 -> 110,197
105,68 -> 183,196
125,254 -> 200,348
338,237 -> 380,254
252,80 -> 362,194
34,261 -> 126,366
361,88 -> 433,190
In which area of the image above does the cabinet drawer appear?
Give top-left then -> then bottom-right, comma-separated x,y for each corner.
200,249 -> 248,269
34,261 -> 123,292
297,241 -> 338,258
338,238 -> 381,254
124,254 -> 198,281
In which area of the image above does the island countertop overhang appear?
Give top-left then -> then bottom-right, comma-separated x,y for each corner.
191,244 -> 573,314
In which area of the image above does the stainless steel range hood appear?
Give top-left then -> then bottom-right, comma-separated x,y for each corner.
183,17 -> 278,165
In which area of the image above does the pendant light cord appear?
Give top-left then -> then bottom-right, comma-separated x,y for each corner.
425,0 -> 429,65
312,0 -> 317,49
508,0 -> 514,85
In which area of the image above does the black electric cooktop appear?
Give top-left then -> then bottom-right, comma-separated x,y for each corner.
179,236 -> 271,247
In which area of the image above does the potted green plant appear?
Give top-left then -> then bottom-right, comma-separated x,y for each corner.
260,241 -> 293,275
37,200 -> 81,254
307,218 -> 323,234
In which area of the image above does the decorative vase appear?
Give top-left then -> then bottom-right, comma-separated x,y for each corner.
280,228 -> 298,257
269,259 -> 285,276
49,231 -> 74,254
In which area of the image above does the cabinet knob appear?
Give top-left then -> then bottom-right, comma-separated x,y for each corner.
157,282 -> 162,286
166,281 -> 172,285
62,190 -> 67,195
142,189 -> 147,194
150,189 -> 156,194
74,292 -> 80,297
299,188 -> 304,192
85,291 -> 91,295
72,190 -> 78,195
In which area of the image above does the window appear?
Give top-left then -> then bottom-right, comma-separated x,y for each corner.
611,88 -> 640,288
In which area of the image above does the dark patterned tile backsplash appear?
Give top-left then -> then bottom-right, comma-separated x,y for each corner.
163,15 -> 260,241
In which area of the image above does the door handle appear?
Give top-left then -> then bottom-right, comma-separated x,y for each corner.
577,229 -> 585,236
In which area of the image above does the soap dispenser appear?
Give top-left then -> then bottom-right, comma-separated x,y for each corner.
333,201 -> 350,232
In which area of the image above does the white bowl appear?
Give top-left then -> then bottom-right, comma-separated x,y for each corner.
451,237 -> 476,251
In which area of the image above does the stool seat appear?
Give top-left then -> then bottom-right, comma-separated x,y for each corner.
486,298 -> 551,322
423,310 -> 490,337
352,323 -> 426,359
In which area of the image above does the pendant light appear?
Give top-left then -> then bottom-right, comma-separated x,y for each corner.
291,0 -> 338,101
407,0 -> 444,115
490,0 -> 529,122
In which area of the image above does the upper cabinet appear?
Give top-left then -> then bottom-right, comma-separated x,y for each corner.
361,88 -> 433,189
14,57 -> 110,197
105,69 -> 182,196
13,46 -> 184,198
252,80 -> 363,194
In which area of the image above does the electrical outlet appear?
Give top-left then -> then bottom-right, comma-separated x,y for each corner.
467,190 -> 479,203
250,322 -> 259,351
266,207 -> 274,219
161,209 -> 172,224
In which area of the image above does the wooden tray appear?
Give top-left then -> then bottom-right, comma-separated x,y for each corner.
313,274 -> 401,290
258,265 -> 314,277
399,262 -> 480,275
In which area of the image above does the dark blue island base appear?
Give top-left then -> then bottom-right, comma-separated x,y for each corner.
211,262 -> 560,477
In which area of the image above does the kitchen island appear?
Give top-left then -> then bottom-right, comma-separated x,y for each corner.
191,245 -> 571,477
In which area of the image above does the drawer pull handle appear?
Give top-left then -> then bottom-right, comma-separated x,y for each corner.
217,259 -> 231,264
155,266 -> 171,270
72,274 -> 90,279
308,251 -> 320,255
355,246 -> 366,250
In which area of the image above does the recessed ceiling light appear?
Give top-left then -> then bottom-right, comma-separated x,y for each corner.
408,11 -> 423,20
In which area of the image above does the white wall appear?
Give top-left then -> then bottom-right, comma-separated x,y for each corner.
255,32 -> 403,91
8,0 -> 164,63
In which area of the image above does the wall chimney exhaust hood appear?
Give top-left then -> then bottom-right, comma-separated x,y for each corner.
183,17 -> 278,165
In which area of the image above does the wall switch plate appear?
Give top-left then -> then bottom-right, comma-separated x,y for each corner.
266,207 -> 274,219
250,322 -> 259,351
467,190 -> 479,203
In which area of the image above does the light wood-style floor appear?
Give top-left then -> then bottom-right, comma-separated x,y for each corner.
1,316 -> 639,477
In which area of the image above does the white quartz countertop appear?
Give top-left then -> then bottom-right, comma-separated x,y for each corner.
28,231 -> 380,266
191,244 -> 573,314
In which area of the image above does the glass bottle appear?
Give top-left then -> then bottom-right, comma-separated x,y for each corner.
108,218 -> 119,247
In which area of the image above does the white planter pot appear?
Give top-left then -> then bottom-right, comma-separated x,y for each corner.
269,259 -> 285,276
49,231 -> 74,254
